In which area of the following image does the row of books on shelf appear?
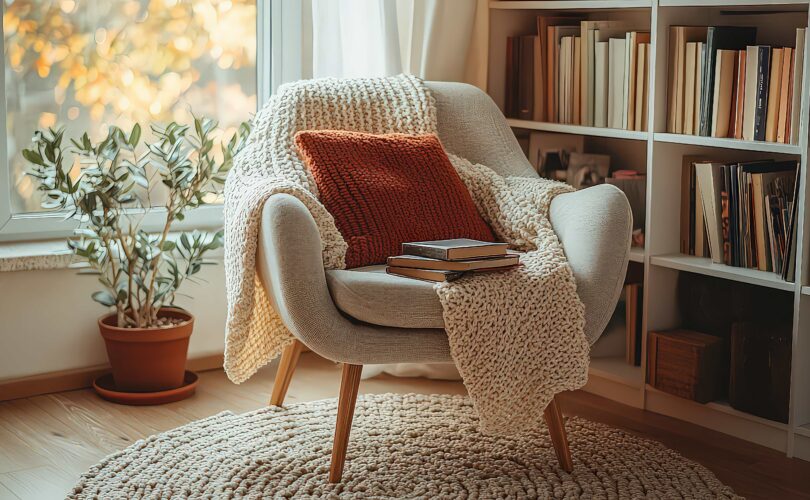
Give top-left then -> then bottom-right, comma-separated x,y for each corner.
667,26 -> 806,144
505,16 -> 650,131
680,156 -> 799,281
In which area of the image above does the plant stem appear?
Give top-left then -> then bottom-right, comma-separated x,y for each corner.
143,197 -> 174,324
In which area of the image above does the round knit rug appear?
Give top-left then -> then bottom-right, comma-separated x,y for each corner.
70,394 -> 740,499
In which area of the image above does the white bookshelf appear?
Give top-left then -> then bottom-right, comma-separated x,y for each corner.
488,0 -> 810,461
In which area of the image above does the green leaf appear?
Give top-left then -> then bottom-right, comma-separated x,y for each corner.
22,149 -> 44,165
129,123 -> 141,147
91,291 -> 116,307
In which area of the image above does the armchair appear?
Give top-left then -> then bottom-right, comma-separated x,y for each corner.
256,82 -> 632,482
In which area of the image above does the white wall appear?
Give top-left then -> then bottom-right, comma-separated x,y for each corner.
0,264 -> 227,380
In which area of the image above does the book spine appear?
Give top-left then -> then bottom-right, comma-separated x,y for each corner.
517,36 -> 534,120
754,47 -> 771,142
699,27 -> 716,137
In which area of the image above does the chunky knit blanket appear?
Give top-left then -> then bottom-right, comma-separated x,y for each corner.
223,74 -> 589,434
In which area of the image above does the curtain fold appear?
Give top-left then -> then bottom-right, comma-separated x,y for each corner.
305,0 -> 487,88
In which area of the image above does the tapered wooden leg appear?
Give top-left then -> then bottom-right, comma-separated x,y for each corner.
543,395 -> 573,473
269,340 -> 304,406
329,363 -> 363,483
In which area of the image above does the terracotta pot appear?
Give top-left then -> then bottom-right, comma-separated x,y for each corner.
98,308 -> 194,393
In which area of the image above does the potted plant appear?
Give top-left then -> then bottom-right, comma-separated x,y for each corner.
23,118 -> 249,398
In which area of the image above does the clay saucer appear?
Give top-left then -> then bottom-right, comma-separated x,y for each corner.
93,371 -> 199,405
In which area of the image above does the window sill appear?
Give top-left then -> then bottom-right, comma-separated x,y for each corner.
0,231 -> 225,273
0,239 -> 72,272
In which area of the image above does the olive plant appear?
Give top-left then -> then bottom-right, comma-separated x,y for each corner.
23,118 -> 250,328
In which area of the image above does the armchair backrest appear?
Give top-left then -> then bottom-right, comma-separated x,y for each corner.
428,81 -> 538,179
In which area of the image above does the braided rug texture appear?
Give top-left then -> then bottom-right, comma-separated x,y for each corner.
69,394 -> 741,499
223,74 -> 589,434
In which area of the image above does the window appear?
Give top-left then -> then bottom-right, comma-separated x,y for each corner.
1,0 -> 262,239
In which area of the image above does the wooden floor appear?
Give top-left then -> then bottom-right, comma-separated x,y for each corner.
1,353 -> 809,499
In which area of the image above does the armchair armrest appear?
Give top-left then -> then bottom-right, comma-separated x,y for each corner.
550,184 -> 632,344
256,193 -> 451,364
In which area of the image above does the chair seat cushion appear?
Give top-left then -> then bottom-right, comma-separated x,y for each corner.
325,265 -> 445,329
294,131 -> 494,268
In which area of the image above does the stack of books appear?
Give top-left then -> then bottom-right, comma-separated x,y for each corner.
386,239 -> 520,282
505,16 -> 651,131
679,156 -> 799,280
667,26 -> 805,144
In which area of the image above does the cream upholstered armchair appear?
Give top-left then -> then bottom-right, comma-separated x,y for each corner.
257,82 -> 632,482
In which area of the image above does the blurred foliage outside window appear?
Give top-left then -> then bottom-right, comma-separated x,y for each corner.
4,0 -> 257,213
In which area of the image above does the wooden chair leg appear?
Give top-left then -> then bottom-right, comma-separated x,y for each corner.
269,340 -> 304,406
329,363 -> 363,483
543,395 -> 573,473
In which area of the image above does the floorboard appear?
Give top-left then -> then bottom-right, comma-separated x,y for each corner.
0,353 -> 807,499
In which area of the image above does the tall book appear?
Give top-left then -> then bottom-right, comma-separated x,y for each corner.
668,26 -> 709,133
505,37 -> 519,117
517,35 -> 536,120
699,27 -> 757,137
560,36 -> 575,124
777,47 -> 793,144
765,48 -> 784,142
730,49 -> 746,140
573,36 -> 582,125
695,162 -> 727,264
684,42 -> 699,135
790,29 -> 806,144
695,42 -> 706,134
710,49 -> 737,138
743,46 -> 771,141
608,37 -> 627,129
635,43 -> 650,132
594,41 -> 610,128
532,32 -> 545,122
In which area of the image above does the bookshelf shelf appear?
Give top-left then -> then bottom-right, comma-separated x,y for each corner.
650,254 -> 795,291
490,0 -> 653,10
506,119 -> 649,140
489,0 -> 810,460
706,400 -> 790,430
659,0 -> 809,7
653,133 -> 803,155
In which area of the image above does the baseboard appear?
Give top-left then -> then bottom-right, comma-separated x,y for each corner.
0,353 -> 225,402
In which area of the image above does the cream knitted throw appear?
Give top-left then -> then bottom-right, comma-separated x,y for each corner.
223,74 -> 589,434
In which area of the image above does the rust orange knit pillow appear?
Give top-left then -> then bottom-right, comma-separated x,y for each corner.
294,131 -> 495,268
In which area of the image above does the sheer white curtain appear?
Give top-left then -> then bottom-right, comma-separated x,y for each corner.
300,0 -> 487,86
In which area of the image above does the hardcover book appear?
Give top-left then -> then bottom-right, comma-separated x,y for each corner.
401,239 -> 509,261
387,253 -> 520,271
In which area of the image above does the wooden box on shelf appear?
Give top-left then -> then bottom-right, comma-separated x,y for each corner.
647,329 -> 727,403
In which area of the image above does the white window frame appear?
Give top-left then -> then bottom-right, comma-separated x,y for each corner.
0,0 -> 292,242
